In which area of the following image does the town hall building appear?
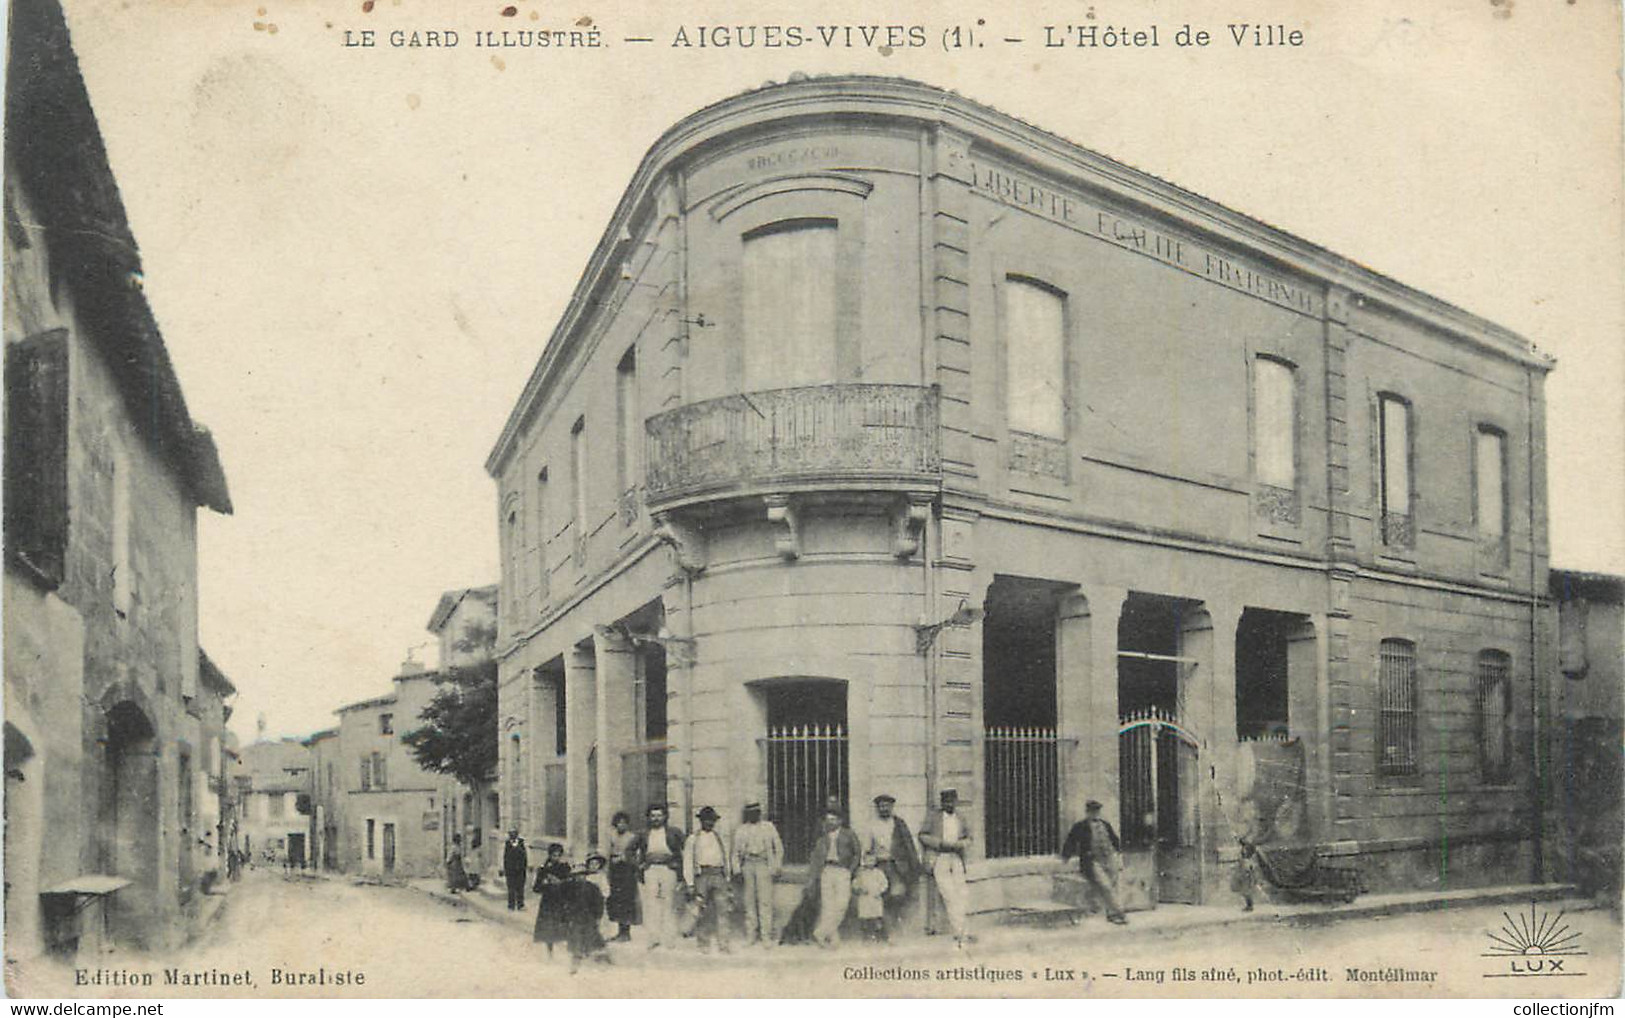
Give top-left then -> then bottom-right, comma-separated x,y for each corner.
484,76 -> 1555,920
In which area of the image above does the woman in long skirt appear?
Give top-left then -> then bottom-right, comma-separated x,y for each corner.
605,812 -> 641,941
445,834 -> 469,894
532,843 -> 572,956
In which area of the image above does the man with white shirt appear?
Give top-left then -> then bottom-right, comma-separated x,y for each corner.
683,805 -> 733,953
634,802 -> 686,950
918,788 -> 973,948
806,806 -> 861,948
730,802 -> 783,946
863,794 -> 921,940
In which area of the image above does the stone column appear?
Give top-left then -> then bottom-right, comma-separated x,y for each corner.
1077,584 -> 1127,825
593,629 -> 637,852
563,643 -> 597,851
1189,601 -> 1242,865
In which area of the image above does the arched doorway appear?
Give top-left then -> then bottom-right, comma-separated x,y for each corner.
102,700 -> 159,948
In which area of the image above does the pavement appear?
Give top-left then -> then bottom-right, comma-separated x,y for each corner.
397,870 -> 1600,970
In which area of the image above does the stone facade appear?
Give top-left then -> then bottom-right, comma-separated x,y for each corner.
3,0 -> 232,961
233,739 -> 314,869
484,77 -> 1556,920
1547,569 -> 1623,893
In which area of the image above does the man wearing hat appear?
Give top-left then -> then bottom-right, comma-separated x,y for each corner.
918,789 -> 973,947
1061,800 -> 1127,925
632,802 -> 686,950
731,802 -> 784,946
862,794 -> 921,939
806,805 -> 862,947
684,805 -> 733,952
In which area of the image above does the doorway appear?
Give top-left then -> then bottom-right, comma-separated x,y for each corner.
287,833 -> 307,869
103,701 -> 159,946
1116,594 -> 1203,905
758,680 -> 847,864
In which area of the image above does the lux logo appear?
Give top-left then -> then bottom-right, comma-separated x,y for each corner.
1482,904 -> 1588,980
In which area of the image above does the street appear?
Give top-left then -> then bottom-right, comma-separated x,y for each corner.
14,871 -> 1619,998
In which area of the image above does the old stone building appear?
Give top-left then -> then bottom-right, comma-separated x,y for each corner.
233,738 -> 314,869
484,76 -> 1555,922
3,0 -> 233,957
323,586 -> 498,879
1548,568 -> 1623,896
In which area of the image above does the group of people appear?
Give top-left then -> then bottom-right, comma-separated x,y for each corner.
469,792 -> 1143,965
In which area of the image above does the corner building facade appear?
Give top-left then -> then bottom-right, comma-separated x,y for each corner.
486,77 -> 1555,921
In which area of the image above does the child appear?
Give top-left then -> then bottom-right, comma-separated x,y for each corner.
852,852 -> 890,942
532,843 -> 572,957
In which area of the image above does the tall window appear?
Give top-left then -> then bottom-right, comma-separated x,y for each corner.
616,348 -> 638,495
371,751 -> 387,790
502,494 -> 521,622
268,792 -> 285,817
741,220 -> 837,392
1003,277 -> 1067,439
112,446 -> 132,615
1254,357 -> 1297,490
1477,650 -> 1512,784
1378,639 -> 1418,777
570,417 -> 587,561
366,819 -> 376,860
379,713 -> 393,736
534,468 -> 549,600
1379,395 -> 1413,547
1476,426 -> 1508,563
359,755 -> 372,791
4,331 -> 69,587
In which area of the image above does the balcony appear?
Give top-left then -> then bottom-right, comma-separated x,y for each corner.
644,383 -> 940,508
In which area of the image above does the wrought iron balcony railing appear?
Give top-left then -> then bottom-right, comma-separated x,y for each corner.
644,383 -> 940,506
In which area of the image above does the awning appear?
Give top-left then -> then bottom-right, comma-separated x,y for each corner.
41,876 -> 131,897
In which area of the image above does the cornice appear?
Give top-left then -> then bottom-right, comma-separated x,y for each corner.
485,75 -> 1552,477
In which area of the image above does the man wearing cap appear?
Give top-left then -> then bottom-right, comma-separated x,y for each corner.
1061,800 -> 1127,925
731,802 -> 783,946
684,805 -> 733,953
632,803 -> 686,949
918,788 -> 973,947
863,794 -> 921,939
806,805 -> 862,948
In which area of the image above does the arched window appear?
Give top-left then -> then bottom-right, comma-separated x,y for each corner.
1003,277 -> 1067,440
742,219 -> 837,391
1477,650 -> 1512,784
1377,639 -> 1418,777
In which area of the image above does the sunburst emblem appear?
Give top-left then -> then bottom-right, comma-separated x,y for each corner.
1483,904 -> 1585,957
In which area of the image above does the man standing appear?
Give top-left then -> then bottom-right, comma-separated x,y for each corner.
634,802 -> 686,950
918,788 -> 973,948
501,828 -> 529,911
1060,800 -> 1128,925
730,802 -> 783,946
863,793 -> 921,940
806,806 -> 860,948
683,806 -> 733,953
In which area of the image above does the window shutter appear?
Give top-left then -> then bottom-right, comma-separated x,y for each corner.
5,330 -> 70,587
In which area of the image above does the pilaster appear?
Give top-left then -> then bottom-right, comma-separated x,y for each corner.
563,643 -> 597,850
592,628 -> 637,853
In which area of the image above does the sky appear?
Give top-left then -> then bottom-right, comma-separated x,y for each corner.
43,0 -> 1625,742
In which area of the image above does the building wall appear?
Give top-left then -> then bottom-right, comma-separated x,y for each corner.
5,160 -> 208,952
332,674 -> 458,879
488,80 -> 1554,904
